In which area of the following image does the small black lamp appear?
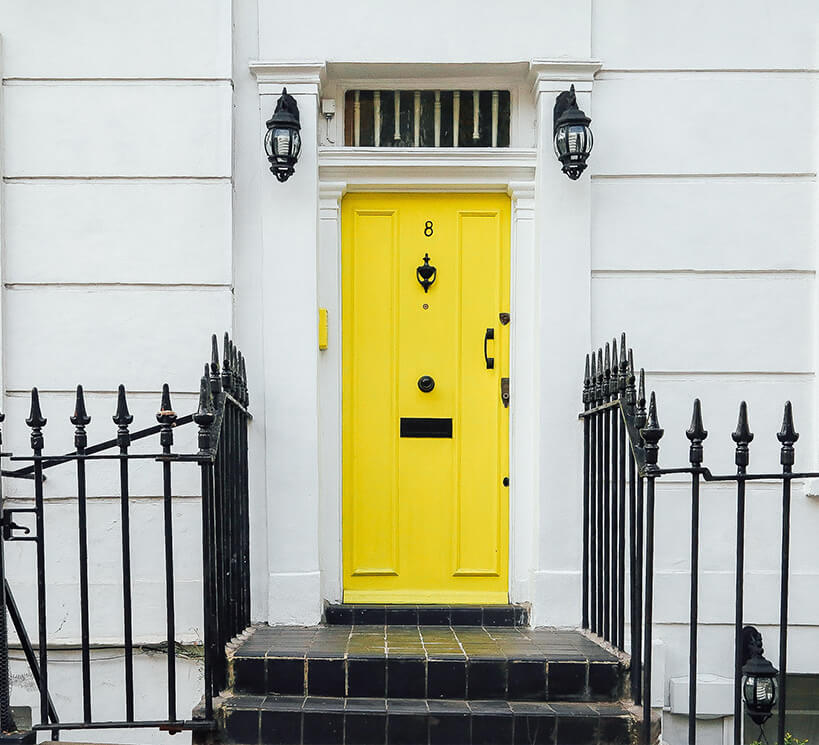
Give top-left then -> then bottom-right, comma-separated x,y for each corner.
553,84 -> 593,180
265,88 -> 302,182
741,626 -> 778,727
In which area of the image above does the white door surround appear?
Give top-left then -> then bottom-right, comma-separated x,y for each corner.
250,59 -> 600,626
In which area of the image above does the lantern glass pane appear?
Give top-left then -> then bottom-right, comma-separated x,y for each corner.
272,128 -> 292,158
553,127 -> 568,157
744,675 -> 777,708
291,129 -> 301,158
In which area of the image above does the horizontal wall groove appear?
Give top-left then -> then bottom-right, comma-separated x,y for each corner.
5,389 -> 199,396
3,176 -> 232,183
591,172 -> 816,181
597,69 -> 818,77
4,282 -> 232,291
6,496 -> 204,503
592,269 -> 815,278
2,77 -> 232,85
640,370 -> 813,377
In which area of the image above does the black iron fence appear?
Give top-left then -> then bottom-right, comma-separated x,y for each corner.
580,333 -> 798,745
0,332 -> 251,740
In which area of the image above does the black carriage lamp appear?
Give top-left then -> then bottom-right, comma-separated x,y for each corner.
265,88 -> 302,182
553,84 -> 593,180
741,626 -> 779,728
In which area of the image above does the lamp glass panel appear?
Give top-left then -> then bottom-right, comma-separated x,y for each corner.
272,128 -> 293,158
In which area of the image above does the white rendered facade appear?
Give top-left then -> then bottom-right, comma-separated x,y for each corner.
0,2 -> 817,743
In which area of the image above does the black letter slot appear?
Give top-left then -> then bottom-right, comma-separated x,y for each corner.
400,417 -> 453,438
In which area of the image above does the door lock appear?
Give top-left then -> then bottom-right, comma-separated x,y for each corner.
501,377 -> 510,408
417,375 -> 435,393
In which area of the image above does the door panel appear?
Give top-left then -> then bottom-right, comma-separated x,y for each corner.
342,193 -> 510,603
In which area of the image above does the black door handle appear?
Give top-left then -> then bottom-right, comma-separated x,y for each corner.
484,328 -> 495,370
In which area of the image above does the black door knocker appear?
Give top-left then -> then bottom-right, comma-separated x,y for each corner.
416,253 -> 437,293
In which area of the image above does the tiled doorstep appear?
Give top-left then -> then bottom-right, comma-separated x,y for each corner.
230,627 -> 625,702
219,696 -> 635,745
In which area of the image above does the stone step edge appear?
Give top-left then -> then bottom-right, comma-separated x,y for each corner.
324,604 -> 529,627
230,655 -> 626,702
216,696 -> 638,745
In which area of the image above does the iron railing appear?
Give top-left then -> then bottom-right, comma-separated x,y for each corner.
580,333 -> 800,745
0,332 -> 250,740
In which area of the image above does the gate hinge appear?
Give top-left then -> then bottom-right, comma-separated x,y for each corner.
2,509 -> 33,541
500,377 -> 510,408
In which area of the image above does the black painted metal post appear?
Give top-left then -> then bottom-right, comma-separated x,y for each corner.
71,386 -> 92,723
113,385 -> 135,721
26,389 -> 49,727
686,399 -> 707,745
0,410 -> 16,736
596,349 -> 604,634
603,344 -> 611,642
777,402 -> 797,745
156,385 -> 177,722
582,355 -> 591,629
589,353 -> 598,634
732,402 -> 753,745
609,340 -> 619,646
194,373 -> 215,720
641,392 -> 663,745
617,336 -> 627,651
634,369 -> 647,706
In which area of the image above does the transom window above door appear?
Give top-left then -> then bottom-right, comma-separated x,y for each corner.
344,90 -> 511,148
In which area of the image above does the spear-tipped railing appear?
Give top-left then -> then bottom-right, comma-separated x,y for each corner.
0,332 -> 251,739
580,334 -> 802,745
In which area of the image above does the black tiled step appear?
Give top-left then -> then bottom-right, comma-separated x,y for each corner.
219,695 -> 634,745
230,626 -> 625,702
325,604 -> 529,627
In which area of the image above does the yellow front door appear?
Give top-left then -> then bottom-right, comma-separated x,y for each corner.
342,193 -> 510,604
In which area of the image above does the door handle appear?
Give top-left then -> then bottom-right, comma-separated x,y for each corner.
483,328 -> 495,370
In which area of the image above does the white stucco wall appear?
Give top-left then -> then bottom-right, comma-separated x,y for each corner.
0,2 -> 816,744
0,2 -> 233,740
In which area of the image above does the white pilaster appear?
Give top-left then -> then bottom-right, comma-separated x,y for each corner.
251,62 -> 326,624
507,181 -> 538,604
529,60 -> 600,627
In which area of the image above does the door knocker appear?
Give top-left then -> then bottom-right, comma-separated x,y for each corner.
416,253 -> 437,293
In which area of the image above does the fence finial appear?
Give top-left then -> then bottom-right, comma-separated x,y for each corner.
610,337 -> 618,398
194,375 -> 215,454
239,352 -> 249,406
156,383 -> 177,449
210,334 -> 222,394
641,391 -> 664,469
222,332 -> 232,393
625,349 -> 636,408
732,401 -> 754,469
618,333 -> 628,397
230,341 -> 238,392
777,401 -> 799,469
71,385 -> 91,451
26,388 -> 47,451
603,342 -> 611,401
596,348 -> 604,405
113,384 -> 133,449
635,369 -> 647,430
583,353 -> 591,407
686,399 -> 708,466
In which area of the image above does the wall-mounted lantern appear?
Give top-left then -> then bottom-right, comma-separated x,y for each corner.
553,84 -> 593,180
741,626 -> 778,727
265,88 -> 301,182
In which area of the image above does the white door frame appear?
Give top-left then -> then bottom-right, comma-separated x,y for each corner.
250,59 -> 600,624
316,148 -> 537,605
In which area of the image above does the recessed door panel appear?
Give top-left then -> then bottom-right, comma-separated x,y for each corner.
342,193 -> 510,603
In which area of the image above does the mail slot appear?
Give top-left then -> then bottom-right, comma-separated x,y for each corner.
400,417 -> 453,438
